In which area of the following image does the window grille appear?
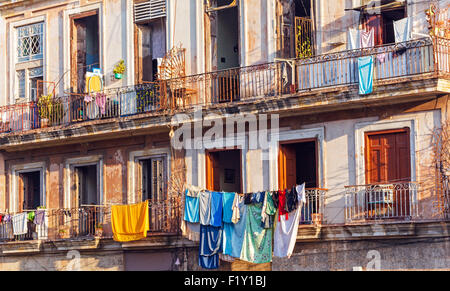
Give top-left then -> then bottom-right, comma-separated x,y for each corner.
17,22 -> 44,63
16,70 -> 25,99
134,0 -> 166,23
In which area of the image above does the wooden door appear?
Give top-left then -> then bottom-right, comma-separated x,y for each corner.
278,144 -> 297,190
206,151 -> 221,191
366,129 -> 411,218
365,14 -> 384,46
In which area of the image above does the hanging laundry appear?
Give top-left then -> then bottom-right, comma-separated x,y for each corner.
34,210 -> 45,225
222,192 -> 236,224
180,220 -> 201,242
199,191 -> 212,226
111,201 -> 149,242
230,200 -> 248,259
231,194 -> 243,224
222,222 -> 234,257
240,203 -> 273,264
199,224 -> 222,270
84,95 -> 93,103
273,184 -> 305,259
358,56 -> 374,95
285,187 -> 299,213
261,191 -> 277,229
271,190 -> 279,208
348,28 -> 361,50
377,53 -> 387,63
184,192 -> 200,224
95,93 -> 107,115
210,192 -> 223,227
277,189 -> 289,221
27,211 -> 35,222
360,28 -> 374,48
12,213 -> 28,236
394,18 -> 411,43
244,193 -> 254,205
185,185 -> 202,197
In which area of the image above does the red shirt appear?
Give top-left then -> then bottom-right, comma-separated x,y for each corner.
278,190 -> 288,221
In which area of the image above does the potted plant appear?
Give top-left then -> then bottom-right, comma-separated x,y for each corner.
37,94 -> 53,127
113,60 -> 126,80
58,228 -> 67,239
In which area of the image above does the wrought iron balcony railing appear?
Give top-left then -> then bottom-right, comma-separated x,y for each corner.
0,37 -> 448,135
344,182 -> 420,223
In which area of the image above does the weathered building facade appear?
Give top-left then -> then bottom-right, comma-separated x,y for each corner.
0,0 -> 449,271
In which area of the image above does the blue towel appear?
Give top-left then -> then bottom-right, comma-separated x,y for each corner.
184,190 -> 200,223
199,191 -> 211,226
210,192 -> 223,227
199,253 -> 219,269
358,56 -> 374,95
222,192 -> 235,223
199,225 -> 223,256
222,222 -> 234,256
230,201 -> 248,258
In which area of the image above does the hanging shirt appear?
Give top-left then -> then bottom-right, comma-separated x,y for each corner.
222,192 -> 236,224
231,194 -> 243,224
210,192 -> 223,227
199,191 -> 212,226
358,56 -> 374,95
240,203 -> 273,264
230,200 -> 248,259
12,213 -> 28,236
261,191 -> 277,229
184,190 -> 200,223
34,210 -> 45,225
253,192 -> 265,204
394,17 -> 411,43
111,201 -> 149,242
360,28 -> 374,48
285,187 -> 299,213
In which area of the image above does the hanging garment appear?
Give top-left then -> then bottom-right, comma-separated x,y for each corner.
230,201 -> 248,258
184,191 -> 200,224
180,220 -> 201,242
34,210 -> 45,225
261,191 -> 277,229
210,192 -> 223,227
12,213 -> 28,236
348,28 -> 361,50
253,192 -> 265,204
0,220 -> 13,240
240,203 -> 273,264
231,194 -> 243,224
95,94 -> 107,115
277,189 -> 289,221
27,211 -> 35,222
358,56 -> 374,95
394,18 -> 411,43
272,190 -> 279,209
244,193 -> 254,205
199,191 -> 212,226
111,201 -> 149,242
222,222 -> 234,257
222,192 -> 236,224
199,224 -> 222,270
185,185 -> 202,198
84,95 -> 93,103
360,28 -> 374,48
285,187 -> 299,213
377,53 -> 387,63
274,184 -> 305,258
295,183 -> 307,205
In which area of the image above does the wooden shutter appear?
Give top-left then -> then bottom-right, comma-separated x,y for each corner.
366,129 -> 411,184
206,151 -> 221,191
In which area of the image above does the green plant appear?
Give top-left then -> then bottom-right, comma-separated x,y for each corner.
295,25 -> 313,59
113,60 -> 126,75
37,94 -> 63,123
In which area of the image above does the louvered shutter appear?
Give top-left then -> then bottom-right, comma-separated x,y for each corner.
134,0 -> 167,23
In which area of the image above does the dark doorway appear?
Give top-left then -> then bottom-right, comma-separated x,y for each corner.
20,171 -> 41,210
206,149 -> 242,193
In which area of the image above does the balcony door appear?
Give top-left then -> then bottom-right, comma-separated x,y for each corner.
365,129 -> 411,218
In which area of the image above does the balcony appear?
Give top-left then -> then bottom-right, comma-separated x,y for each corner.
300,188 -> 327,225
0,199 -> 181,243
0,37 -> 448,137
344,182 -> 420,223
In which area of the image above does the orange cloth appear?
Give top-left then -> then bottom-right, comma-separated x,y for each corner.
111,201 -> 149,242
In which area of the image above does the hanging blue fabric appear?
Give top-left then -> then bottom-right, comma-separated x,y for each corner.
199,225 -> 222,270
358,56 -> 374,95
184,190 -> 200,223
222,192 -> 235,224
210,192 -> 223,227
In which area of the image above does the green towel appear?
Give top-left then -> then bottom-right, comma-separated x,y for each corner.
27,211 -> 35,222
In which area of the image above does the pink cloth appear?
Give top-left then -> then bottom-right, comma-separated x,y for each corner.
360,28 -> 374,48
95,94 -> 106,114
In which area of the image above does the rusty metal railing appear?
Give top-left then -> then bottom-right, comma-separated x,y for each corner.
300,188 -> 327,225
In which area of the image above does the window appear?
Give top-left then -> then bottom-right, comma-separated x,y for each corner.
206,149 -> 242,193
17,22 -> 44,63
16,70 -> 26,99
139,156 -> 167,202
19,171 -> 42,211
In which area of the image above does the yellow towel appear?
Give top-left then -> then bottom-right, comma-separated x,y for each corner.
85,75 -> 103,93
111,201 -> 149,242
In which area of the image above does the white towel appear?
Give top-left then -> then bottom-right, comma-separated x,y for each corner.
12,213 -> 28,236
394,18 -> 411,43
273,184 -> 305,258
348,28 -> 361,50
360,28 -> 374,48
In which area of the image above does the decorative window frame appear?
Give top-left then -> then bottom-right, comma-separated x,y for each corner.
354,118 -> 417,186
8,15 -> 47,104
9,161 -> 46,213
64,155 -> 104,209
128,148 -> 171,204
